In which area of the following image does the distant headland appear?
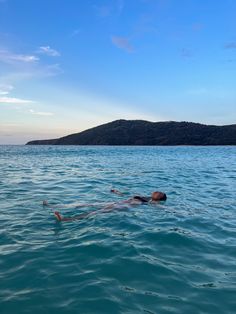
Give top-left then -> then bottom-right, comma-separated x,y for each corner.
26,119 -> 236,145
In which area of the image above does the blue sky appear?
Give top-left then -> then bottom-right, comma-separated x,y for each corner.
0,0 -> 235,144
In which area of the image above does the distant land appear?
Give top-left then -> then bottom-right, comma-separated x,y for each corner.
26,120 -> 236,145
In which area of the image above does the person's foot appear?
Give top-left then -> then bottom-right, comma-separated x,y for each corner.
54,211 -> 62,221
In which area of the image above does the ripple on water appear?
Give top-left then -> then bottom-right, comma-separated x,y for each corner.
0,146 -> 236,314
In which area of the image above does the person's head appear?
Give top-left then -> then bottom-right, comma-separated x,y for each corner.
151,191 -> 167,201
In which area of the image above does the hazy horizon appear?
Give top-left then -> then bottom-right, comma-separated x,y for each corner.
1,0 -> 236,144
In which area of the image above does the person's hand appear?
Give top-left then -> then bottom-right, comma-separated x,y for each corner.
110,189 -> 123,195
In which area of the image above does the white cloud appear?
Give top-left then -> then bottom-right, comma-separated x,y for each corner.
0,84 -> 14,95
0,49 -> 39,64
13,55 -> 38,62
0,96 -> 34,104
38,46 -> 60,57
29,109 -> 54,116
1,63 -> 63,83
0,83 -> 35,105
0,46 -> 63,86
0,83 -> 34,104
111,36 -> 134,53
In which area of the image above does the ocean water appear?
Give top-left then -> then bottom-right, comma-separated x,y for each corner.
0,145 -> 235,314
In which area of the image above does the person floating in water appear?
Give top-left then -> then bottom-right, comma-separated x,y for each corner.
111,189 -> 167,203
43,189 -> 167,222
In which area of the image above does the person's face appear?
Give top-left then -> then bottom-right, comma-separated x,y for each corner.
152,192 -> 161,201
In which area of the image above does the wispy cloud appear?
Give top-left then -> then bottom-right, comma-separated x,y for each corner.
0,49 -> 39,64
0,45 -> 63,90
0,83 -> 53,116
0,96 -> 34,104
224,42 -> 236,49
1,63 -> 63,83
29,109 -> 54,116
0,84 -> 13,95
0,83 -> 34,104
37,46 -> 60,57
111,36 -> 134,53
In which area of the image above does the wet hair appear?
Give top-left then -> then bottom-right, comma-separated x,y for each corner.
160,193 -> 167,201
133,196 -> 150,203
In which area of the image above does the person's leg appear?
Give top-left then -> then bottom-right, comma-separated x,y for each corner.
54,211 -> 62,221
54,210 -> 96,222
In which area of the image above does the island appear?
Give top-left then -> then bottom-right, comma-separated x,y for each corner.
26,119 -> 236,145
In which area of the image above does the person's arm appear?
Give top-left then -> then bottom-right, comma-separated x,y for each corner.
110,189 -> 124,196
44,189 -> 125,208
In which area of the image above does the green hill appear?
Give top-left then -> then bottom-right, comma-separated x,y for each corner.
26,120 -> 236,145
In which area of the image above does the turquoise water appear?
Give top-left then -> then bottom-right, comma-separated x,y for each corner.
0,145 -> 236,314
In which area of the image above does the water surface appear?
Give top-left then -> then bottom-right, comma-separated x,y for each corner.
0,146 -> 235,314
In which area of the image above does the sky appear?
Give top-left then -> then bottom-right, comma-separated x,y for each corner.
0,0 -> 236,144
